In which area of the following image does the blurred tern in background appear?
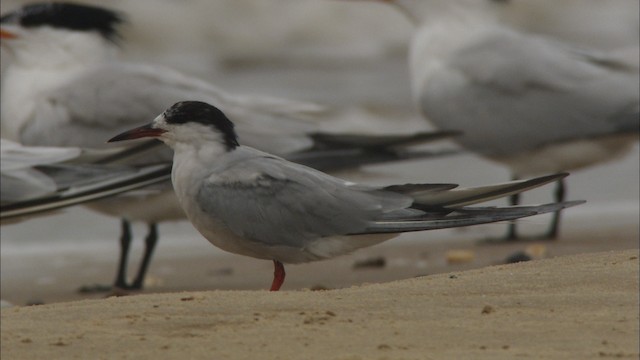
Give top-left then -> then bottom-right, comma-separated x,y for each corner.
1,139 -> 171,224
364,0 -> 640,240
109,101 -> 582,290
2,0 -> 413,76
0,2 -> 453,292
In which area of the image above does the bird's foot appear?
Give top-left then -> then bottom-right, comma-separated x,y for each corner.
77,282 -> 143,295
77,283 -> 114,294
478,233 -> 558,245
106,286 -> 142,298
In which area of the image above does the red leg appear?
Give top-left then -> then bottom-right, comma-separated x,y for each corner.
270,260 -> 286,291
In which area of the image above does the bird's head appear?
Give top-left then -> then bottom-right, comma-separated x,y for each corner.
1,2 -> 124,65
109,101 -> 240,153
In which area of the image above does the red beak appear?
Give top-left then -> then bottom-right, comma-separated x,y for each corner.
0,28 -> 18,39
108,124 -> 166,142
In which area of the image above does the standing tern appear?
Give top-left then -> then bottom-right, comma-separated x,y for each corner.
109,101 -> 582,291
0,2 -> 453,292
362,0 -> 639,240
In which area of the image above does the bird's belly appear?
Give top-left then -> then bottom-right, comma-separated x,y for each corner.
494,133 -> 639,177
183,206 -> 399,264
187,213 -> 272,260
86,188 -> 186,223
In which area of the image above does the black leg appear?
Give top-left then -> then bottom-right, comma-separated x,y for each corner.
113,219 -> 132,289
131,223 -> 159,290
505,175 -> 520,241
545,178 -> 565,240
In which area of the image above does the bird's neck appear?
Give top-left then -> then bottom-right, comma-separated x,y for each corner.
172,141 -> 229,162
407,14 -> 495,99
170,140 -> 235,207
168,133 -> 233,179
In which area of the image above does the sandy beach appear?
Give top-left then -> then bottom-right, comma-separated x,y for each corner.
2,199 -> 638,359
2,202 -> 639,359
2,249 -> 638,359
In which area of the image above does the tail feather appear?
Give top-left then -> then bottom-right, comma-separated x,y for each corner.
287,129 -> 460,171
383,183 -> 458,194
410,173 -> 569,207
309,130 -> 459,150
1,163 -> 171,224
288,148 -> 459,172
360,201 -> 583,234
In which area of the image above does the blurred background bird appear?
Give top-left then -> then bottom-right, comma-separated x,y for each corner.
351,0 -> 639,240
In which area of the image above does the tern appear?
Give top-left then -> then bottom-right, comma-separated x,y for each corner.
361,0 -> 639,240
0,2 -> 456,292
109,101 -> 582,291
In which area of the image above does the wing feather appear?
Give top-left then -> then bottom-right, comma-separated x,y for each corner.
21,63 -> 322,155
195,151 -> 412,247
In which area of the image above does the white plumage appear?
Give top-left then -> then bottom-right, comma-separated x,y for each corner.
376,0 -> 640,239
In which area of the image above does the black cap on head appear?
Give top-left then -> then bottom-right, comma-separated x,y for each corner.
163,101 -> 240,150
0,2 -> 124,42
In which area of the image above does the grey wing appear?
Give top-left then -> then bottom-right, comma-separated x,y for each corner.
1,139 -> 81,202
1,139 -> 82,172
0,139 -> 167,202
23,65 -> 174,149
195,154 -> 412,247
2,165 -> 58,204
421,29 -> 639,156
22,62 -> 322,156
1,162 -> 171,223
